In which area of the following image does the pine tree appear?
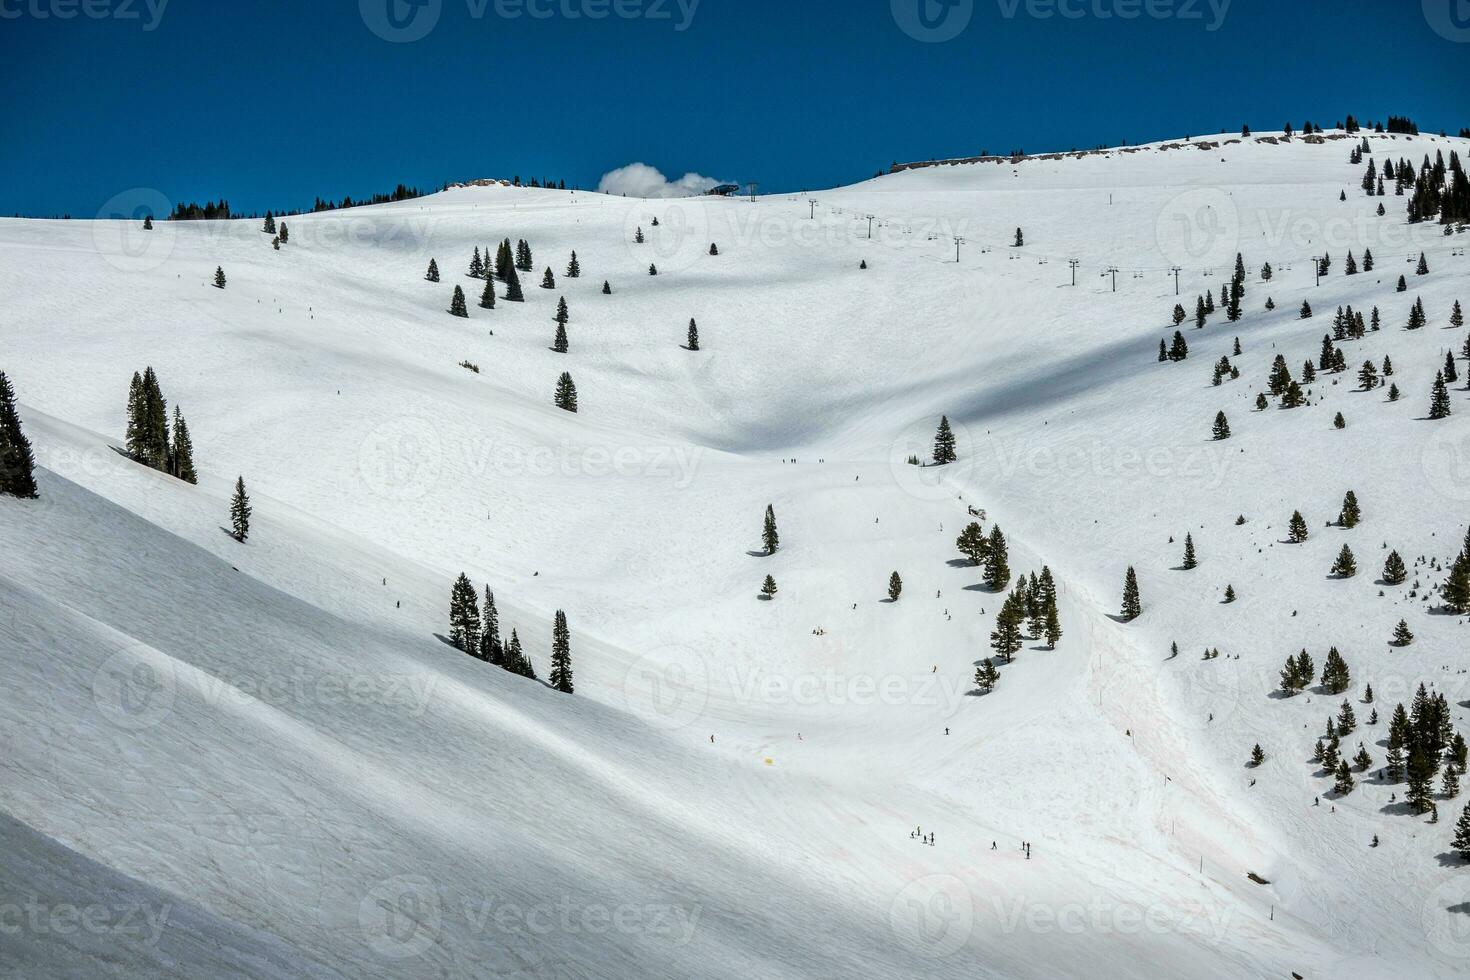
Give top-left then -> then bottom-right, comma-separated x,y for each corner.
468,247 -> 483,279
1334,759 -> 1355,795
1250,744 -> 1265,767
974,659 -> 1000,693
1383,550 -> 1408,585
1454,802 -> 1470,860
1331,544 -> 1357,578
516,240 -> 533,273
549,610 -> 574,693
1339,490 -> 1361,528
649,264 -> 659,276
1255,393 -> 1268,411
1358,360 -> 1378,390
1321,647 -> 1351,693
449,285 -> 468,318
278,223 -> 288,243
1288,510 -> 1309,543
983,525 -> 1010,591
602,280 -> 612,295
762,504 -> 779,555
1407,744 -> 1438,813
143,215 -> 153,230
1397,274 -> 1407,293
1334,412 -> 1346,430
1338,700 -> 1358,736
552,322 -> 568,354
1354,745 -> 1372,771
554,372 -> 577,412
1224,584 -> 1236,603
956,522 -> 988,566
541,267 -> 556,290
1042,580 -> 1062,649
447,573 -> 481,653
140,368 -> 168,469
1120,566 -> 1141,621
1212,411 -> 1230,440
479,587 -> 502,665
1445,351 -> 1459,386
708,242 -> 719,256
495,240 -> 511,281
1392,619 -> 1414,646
262,212 -> 275,234
1417,252 -> 1429,276
503,262 -> 524,302
888,571 -> 903,602
0,371 -> 39,499
760,574 -> 778,599
1014,228 -> 1024,247
425,259 -> 439,282
1195,295 -> 1207,329
565,251 -> 581,278
1388,382 -> 1400,402
1300,300 -> 1312,319
479,274 -> 497,309
230,476 -> 251,541
1281,379 -> 1306,409
1269,355 -> 1293,395
214,266 -> 226,289
1182,534 -> 1197,570
932,415 -> 957,464
1168,331 -> 1188,361
990,589 -> 1024,663
169,407 -> 197,484
1173,304 -> 1186,326
1429,371 -> 1452,419
634,227 -> 645,244
1159,340 -> 1168,363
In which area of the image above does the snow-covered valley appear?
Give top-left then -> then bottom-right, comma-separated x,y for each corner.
4,130 -> 1470,978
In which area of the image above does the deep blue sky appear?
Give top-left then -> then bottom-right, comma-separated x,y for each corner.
3,0 -> 1467,216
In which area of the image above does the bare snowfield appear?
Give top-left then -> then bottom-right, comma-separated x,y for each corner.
3,129 -> 1470,978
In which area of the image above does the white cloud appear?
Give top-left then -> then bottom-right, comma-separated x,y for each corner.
597,163 -> 723,199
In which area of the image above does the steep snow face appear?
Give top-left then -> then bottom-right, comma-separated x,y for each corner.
3,130 -> 1470,978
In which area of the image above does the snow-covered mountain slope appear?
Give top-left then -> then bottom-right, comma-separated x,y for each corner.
3,129 -> 1470,978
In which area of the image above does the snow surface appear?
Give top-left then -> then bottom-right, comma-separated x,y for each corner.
4,129 -> 1470,978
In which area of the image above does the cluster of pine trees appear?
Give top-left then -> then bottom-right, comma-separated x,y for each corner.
1382,687 -> 1464,815
125,369 -> 197,484
977,566 -> 1061,694
447,574 -> 572,691
1407,147 -> 1470,225
1440,527 -> 1470,614
0,372 -> 38,499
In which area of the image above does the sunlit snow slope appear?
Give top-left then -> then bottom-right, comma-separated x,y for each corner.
4,129 -> 1470,978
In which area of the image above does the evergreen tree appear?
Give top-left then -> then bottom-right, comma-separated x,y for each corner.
602,280 -> 612,295
449,285 -> 468,317
1388,382 -> 1400,402
1417,252 -> 1429,276
0,372 -> 39,499
1168,331 -> 1189,361
932,415 -> 957,464
1041,568 -> 1062,648
1392,619 -> 1414,646
709,242 -> 719,255
1250,744 -> 1265,767
1445,350 -> 1458,386
1331,544 -> 1357,578
230,476 -> 251,541
1354,745 -> 1372,771
263,212 -> 275,234
1358,360 -> 1378,390
1224,584 -> 1236,603
649,264 -> 658,276
762,504 -> 779,555
140,368 -> 169,469
1269,355 -> 1293,395
760,574 -> 778,600
1158,340 -> 1168,363
1339,490 -> 1361,528
565,251 -> 581,278
554,295 -> 569,326
554,372 -> 578,412
169,407 -> 197,484
143,215 -> 153,230
479,587 -> 502,665
686,318 -> 699,351
1182,533 -> 1197,570
549,610 -> 574,693
503,263 -> 524,302
1383,550 -> 1407,585
1452,300 -> 1465,330
1212,411 -> 1230,440
278,223 -> 288,243
495,240 -> 511,281
1173,304 -> 1186,326
1454,802 -> 1470,860
1397,275 -> 1407,293
1334,412 -> 1346,430
1338,699 -> 1358,735
541,267 -> 556,290
1288,510 -> 1309,543
1120,566 -> 1141,621
448,573 -> 481,653
214,266 -> 227,289
1280,380 -> 1305,408
888,571 -> 903,602
468,247 -> 483,279
479,274 -> 497,309
1255,393 -> 1268,411
1300,300 -> 1312,319
1407,743 -> 1438,813
956,522 -> 988,566
1429,371 -> 1452,419
983,525 -> 1010,591
1195,295 -> 1207,329
1014,228 -> 1024,247
426,259 -> 440,282
990,589 -> 1024,663
516,240 -> 533,272
1321,647 -> 1351,693
1334,759 -> 1355,795
634,227 -> 645,244
974,659 -> 1000,694
552,322 -> 568,354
